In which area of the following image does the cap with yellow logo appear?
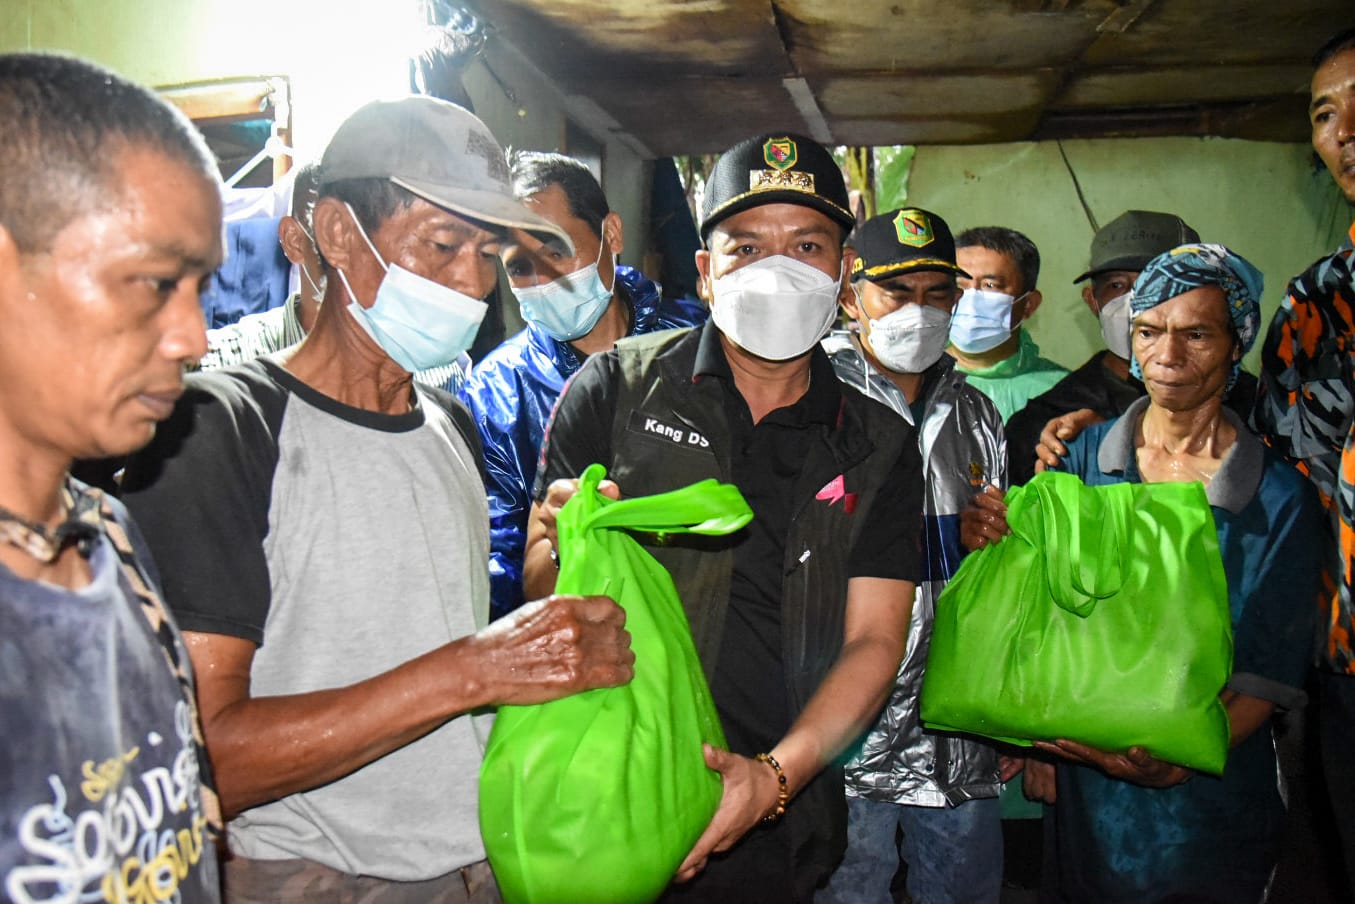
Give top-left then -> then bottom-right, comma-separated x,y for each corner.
700,132 -> 854,242
849,207 -> 969,282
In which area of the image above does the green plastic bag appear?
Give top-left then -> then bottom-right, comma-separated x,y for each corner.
480,464 -> 751,904
919,470 -> 1233,774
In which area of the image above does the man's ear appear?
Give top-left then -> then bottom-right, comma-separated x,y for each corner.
837,248 -> 858,308
1080,284 -> 1098,315
695,248 -> 713,303
277,215 -> 313,267
311,197 -> 354,272
1015,288 -> 1044,324
602,212 -> 624,257
0,225 -> 22,313
841,279 -> 863,321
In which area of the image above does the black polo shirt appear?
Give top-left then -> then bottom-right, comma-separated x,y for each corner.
535,321 -> 920,760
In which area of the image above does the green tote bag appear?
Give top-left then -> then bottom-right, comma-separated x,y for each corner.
480,464 -> 752,904
919,470 -> 1233,774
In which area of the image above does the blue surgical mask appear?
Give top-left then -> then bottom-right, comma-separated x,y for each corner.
950,288 -> 1020,354
335,203 -> 487,372
514,237 -> 616,341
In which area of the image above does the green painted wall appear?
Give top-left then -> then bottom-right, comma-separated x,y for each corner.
907,138 -> 1352,372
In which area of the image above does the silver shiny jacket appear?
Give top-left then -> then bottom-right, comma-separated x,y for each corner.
823,332 -> 1008,806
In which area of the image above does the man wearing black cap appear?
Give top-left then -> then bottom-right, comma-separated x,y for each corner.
820,208 -> 1007,904
526,134 -> 923,901
121,96 -> 635,901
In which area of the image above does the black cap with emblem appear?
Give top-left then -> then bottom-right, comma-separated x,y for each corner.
700,132 -> 854,242
849,207 -> 970,283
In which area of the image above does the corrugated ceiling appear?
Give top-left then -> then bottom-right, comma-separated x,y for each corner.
466,0 -> 1348,155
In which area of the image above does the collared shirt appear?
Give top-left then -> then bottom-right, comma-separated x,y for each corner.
1005,351 -> 1259,486
535,320 -> 920,755
693,321 -> 843,756
1048,396 -> 1322,902
199,294 -> 306,371
1252,218 -> 1355,673
536,320 -> 923,901
950,328 -> 1068,422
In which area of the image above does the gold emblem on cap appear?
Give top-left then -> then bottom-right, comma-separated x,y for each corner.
894,209 -> 935,248
763,137 -> 798,171
750,170 -> 816,193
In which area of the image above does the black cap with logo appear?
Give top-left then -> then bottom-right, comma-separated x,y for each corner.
700,132 -> 854,241
849,207 -> 969,283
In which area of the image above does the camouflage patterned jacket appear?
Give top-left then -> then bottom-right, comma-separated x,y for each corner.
1252,219 -> 1355,673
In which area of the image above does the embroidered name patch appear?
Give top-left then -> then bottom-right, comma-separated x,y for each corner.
628,410 -> 711,449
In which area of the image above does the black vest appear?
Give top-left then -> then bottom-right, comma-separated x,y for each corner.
609,328 -> 913,889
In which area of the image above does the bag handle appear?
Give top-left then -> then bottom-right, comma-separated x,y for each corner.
1032,473 -> 1125,617
572,463 -> 753,537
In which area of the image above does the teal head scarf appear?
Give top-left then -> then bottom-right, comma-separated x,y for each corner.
1129,243 -> 1263,390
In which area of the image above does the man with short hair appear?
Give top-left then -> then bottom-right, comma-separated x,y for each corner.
459,151 -> 704,619
199,162 -> 470,393
525,133 -> 923,901
0,52 -> 224,902
950,226 -> 1067,422
121,96 -> 635,902
1251,24 -> 1355,893
819,208 -> 1007,904
1006,211 -> 1259,484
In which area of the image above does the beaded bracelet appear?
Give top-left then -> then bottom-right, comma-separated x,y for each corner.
755,752 -> 789,825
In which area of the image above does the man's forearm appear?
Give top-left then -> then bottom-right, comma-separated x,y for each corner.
771,629 -> 906,794
193,595 -> 634,817
1222,689 -> 1277,748
200,637 -> 492,817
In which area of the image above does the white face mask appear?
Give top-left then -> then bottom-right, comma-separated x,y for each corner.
951,288 -> 1019,354
710,255 -> 842,361
859,293 -> 953,374
1097,291 -> 1133,360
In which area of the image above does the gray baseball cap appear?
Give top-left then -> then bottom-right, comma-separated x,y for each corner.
1073,210 -> 1199,283
319,96 -> 572,253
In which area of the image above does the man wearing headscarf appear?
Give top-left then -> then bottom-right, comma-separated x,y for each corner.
965,244 -> 1324,902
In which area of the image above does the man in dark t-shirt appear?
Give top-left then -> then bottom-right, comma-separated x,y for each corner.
0,54 -> 226,903
525,133 -> 924,902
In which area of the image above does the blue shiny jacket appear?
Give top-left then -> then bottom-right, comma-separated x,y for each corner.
458,266 -> 707,618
